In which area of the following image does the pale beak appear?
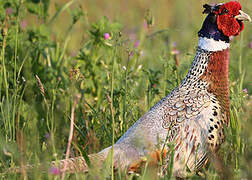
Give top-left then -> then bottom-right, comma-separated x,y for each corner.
235,10 -> 251,22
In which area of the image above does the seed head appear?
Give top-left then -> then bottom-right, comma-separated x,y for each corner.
35,75 -> 45,96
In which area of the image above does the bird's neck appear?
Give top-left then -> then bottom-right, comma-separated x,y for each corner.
181,37 -> 230,122
201,44 -> 230,121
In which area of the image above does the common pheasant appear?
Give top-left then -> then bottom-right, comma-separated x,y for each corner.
11,1 -> 252,178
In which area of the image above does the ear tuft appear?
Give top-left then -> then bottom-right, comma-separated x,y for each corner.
203,4 -> 213,14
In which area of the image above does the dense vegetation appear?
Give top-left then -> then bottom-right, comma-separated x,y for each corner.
0,0 -> 251,179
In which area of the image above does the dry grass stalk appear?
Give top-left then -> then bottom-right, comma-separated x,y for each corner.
61,94 -> 81,179
35,74 -> 48,106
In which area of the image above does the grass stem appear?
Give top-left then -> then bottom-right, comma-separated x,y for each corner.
61,94 -> 81,180
110,44 -> 118,180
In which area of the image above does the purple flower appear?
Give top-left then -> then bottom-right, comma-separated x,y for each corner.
6,8 -> 13,16
143,21 -> 148,30
49,166 -> 60,175
45,133 -> 50,140
104,33 -> 110,40
243,88 -> 248,94
172,42 -> 177,48
249,42 -> 252,49
129,51 -> 134,57
171,49 -> 180,55
171,42 -> 180,55
20,20 -> 27,30
134,40 -> 140,48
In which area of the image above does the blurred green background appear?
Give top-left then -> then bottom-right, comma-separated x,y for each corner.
44,0 -> 252,91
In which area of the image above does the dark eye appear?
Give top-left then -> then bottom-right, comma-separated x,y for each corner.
223,9 -> 229,13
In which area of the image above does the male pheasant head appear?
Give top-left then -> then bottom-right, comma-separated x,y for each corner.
215,1 -> 251,36
198,1 -> 251,51
199,1 -> 251,42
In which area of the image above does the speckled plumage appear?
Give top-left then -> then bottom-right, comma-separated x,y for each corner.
47,46 -> 230,178
105,47 -> 229,177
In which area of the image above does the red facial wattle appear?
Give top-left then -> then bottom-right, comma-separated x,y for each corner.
216,1 -> 244,37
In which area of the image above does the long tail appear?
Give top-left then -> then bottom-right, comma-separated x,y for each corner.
3,146 -> 167,175
51,152 -> 108,174
51,156 -> 89,173
4,147 -> 111,175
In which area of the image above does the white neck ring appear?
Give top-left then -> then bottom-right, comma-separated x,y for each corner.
198,37 -> 230,51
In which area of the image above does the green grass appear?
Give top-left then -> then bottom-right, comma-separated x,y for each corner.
0,0 -> 252,179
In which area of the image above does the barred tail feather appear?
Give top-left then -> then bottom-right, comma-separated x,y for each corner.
51,156 -> 88,173
52,150 -> 109,174
4,147 -> 111,175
